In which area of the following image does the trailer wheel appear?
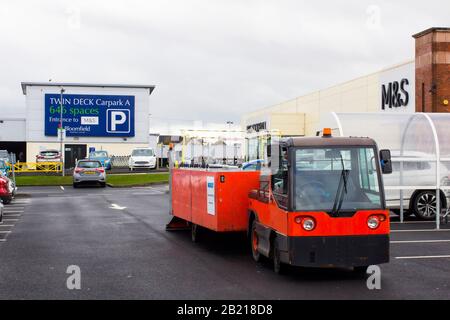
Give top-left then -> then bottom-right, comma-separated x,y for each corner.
272,239 -> 284,275
251,220 -> 261,262
191,223 -> 201,243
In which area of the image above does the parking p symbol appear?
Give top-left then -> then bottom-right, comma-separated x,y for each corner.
110,111 -> 127,131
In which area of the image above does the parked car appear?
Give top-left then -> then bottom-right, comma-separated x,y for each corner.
0,160 -> 17,200
128,148 -> 157,171
383,151 -> 450,220
242,159 -> 264,171
0,159 -> 11,176
73,160 -> 106,188
0,150 -> 10,163
88,150 -> 112,170
36,150 -> 61,162
0,200 -> 3,223
0,175 -> 15,204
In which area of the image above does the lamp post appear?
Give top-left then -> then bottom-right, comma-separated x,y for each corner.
59,87 -> 65,176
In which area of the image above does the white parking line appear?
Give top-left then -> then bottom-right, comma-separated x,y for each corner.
0,225 -> 15,227
3,211 -> 24,214
3,214 -> 21,217
391,239 -> 450,244
390,221 -> 435,224
0,231 -> 11,234
391,229 -> 450,232
0,239 -> 6,242
2,219 -> 19,222
395,255 -> 450,260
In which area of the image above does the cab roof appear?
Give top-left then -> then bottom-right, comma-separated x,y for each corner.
283,136 -> 377,148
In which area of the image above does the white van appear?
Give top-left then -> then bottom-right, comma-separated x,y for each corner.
129,148 -> 157,171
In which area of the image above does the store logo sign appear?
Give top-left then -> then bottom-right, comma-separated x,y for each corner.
381,79 -> 410,110
247,121 -> 267,132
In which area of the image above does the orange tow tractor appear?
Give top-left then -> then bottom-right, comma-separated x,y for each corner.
167,129 -> 392,274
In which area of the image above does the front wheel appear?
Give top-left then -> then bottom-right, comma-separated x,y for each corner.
272,238 -> 284,274
2,197 -> 11,205
250,219 -> 261,262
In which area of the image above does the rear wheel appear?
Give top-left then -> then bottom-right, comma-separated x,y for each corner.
73,183 -> 78,189
250,219 -> 261,262
100,182 -> 106,188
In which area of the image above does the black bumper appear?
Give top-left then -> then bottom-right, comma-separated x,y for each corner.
280,234 -> 389,268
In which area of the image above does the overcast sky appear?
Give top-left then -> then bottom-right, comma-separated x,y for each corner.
1,0 -> 449,124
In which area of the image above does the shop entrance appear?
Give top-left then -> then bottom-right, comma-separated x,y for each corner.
65,144 -> 87,169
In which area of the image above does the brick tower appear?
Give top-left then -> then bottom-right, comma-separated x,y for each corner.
413,27 -> 450,113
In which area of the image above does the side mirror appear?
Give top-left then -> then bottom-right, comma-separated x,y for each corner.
379,149 -> 392,174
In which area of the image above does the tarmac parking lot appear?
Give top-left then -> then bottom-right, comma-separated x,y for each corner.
0,185 -> 449,299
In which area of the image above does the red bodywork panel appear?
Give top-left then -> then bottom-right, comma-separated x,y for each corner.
171,169 -> 260,232
249,198 -> 390,237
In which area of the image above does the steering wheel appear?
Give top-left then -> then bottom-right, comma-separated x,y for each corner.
296,181 -> 329,206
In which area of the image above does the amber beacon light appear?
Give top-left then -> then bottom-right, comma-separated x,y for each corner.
322,128 -> 332,137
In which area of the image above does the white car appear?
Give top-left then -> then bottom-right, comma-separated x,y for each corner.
383,151 -> 450,220
129,148 -> 157,171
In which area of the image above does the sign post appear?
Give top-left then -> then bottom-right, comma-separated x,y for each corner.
59,88 -> 65,176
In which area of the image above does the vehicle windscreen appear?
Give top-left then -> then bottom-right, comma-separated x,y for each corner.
294,147 -> 382,212
78,161 -> 101,168
90,151 -> 108,158
132,149 -> 154,157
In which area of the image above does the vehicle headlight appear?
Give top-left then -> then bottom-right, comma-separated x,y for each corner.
367,216 -> 380,229
295,216 -> 316,231
302,218 -> 316,231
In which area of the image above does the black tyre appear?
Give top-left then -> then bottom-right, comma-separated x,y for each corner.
191,223 -> 201,243
412,191 -> 445,220
2,197 -> 11,205
250,219 -> 261,262
272,238 -> 284,275
73,183 -> 78,189
100,182 -> 106,188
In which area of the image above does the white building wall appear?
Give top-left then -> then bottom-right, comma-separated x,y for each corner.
242,60 -> 415,136
0,119 -> 26,141
23,84 -> 152,162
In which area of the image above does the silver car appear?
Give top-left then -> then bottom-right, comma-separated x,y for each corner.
73,160 -> 106,188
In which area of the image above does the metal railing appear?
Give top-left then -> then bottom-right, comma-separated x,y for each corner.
12,162 -> 63,173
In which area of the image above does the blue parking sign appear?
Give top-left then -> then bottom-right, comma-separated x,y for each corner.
44,94 -> 135,137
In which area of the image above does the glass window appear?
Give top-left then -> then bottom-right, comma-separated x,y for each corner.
78,161 -> 101,168
294,147 -> 382,212
90,151 -> 108,158
132,149 -> 154,157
